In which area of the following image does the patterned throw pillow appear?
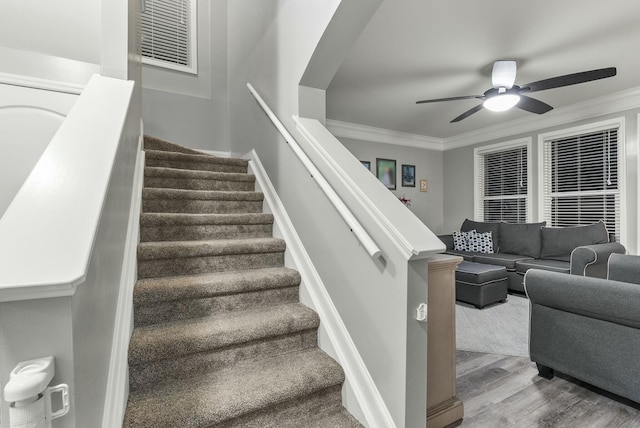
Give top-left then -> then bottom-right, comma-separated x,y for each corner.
453,230 -> 476,251
452,231 -> 465,250
467,231 -> 494,254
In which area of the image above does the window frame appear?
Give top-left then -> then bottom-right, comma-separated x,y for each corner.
141,0 -> 198,74
474,137 -> 533,223
537,117 -> 626,242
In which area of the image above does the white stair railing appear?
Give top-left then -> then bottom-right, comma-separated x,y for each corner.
247,83 -> 382,259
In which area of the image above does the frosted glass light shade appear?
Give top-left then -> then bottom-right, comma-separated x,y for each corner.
483,94 -> 520,112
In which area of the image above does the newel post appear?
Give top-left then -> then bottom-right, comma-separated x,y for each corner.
426,254 -> 464,428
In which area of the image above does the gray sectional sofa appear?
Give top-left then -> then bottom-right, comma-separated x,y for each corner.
439,219 -> 626,293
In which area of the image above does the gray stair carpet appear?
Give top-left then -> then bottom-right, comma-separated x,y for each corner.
123,136 -> 363,427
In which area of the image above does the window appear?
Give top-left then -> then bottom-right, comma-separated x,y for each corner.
474,139 -> 531,223
142,0 -> 197,74
539,119 -> 624,241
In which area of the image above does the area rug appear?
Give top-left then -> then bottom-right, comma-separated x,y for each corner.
456,294 -> 530,357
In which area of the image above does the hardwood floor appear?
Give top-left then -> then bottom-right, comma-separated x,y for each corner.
456,350 -> 640,427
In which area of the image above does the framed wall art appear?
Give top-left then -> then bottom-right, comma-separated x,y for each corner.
402,164 -> 416,187
376,158 -> 396,190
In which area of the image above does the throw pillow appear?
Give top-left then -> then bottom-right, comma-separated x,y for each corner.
453,230 -> 469,251
467,231 -> 494,254
461,219 -> 501,252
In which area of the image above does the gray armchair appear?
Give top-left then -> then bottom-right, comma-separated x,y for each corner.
525,254 -> 640,403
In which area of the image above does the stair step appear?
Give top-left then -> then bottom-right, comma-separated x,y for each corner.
142,188 -> 264,214
137,238 -> 285,278
144,167 -> 256,191
144,135 -> 207,155
213,385 -> 361,428
134,267 -> 301,326
140,212 -> 274,241
145,149 -> 248,173
129,304 -> 320,392
123,348 -> 345,428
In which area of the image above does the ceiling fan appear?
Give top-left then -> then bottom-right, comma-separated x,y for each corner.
415,61 -> 616,123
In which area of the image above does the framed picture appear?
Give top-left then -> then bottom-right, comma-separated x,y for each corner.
376,158 -> 396,190
360,160 -> 371,171
420,179 -> 429,192
402,164 -> 416,187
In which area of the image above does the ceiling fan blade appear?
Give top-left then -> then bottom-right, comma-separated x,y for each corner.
516,95 -> 553,114
416,95 -> 482,104
451,104 -> 484,123
521,67 -> 616,93
492,60 -> 517,89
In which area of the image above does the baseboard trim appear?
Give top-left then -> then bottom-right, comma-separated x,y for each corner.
243,149 -> 396,428
101,139 -> 144,428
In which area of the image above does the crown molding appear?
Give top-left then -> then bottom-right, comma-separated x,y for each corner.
326,119 -> 444,151
327,86 -> 640,152
443,86 -> 640,150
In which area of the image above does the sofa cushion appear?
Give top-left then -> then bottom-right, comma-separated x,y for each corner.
540,221 -> 609,261
473,253 -> 535,271
461,219 -> 501,252
444,250 -> 480,262
499,222 -> 546,258
516,259 -> 570,275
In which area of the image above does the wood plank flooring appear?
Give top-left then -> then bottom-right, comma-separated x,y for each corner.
456,351 -> 640,427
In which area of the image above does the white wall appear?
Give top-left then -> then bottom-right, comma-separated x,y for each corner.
443,108 -> 640,253
0,84 -> 78,219
340,137 -> 445,234
227,2 -> 434,426
0,0 -> 100,65
0,76 -> 140,428
142,0 -> 230,151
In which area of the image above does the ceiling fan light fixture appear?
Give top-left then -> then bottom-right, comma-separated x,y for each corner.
483,93 -> 521,112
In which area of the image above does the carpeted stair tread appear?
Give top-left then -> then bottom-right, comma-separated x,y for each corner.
138,237 -> 285,260
144,167 -> 256,191
144,166 -> 256,183
146,149 -> 248,167
143,188 -> 263,201
140,212 -> 273,226
144,135 -> 208,155
128,303 -> 319,364
305,408 -> 365,427
123,348 -> 344,428
140,213 -> 274,241
145,166 -> 254,182
134,267 -> 300,305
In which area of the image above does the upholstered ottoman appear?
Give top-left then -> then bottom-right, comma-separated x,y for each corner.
455,261 -> 508,309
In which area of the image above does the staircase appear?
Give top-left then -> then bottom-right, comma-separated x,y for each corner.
123,136 -> 363,427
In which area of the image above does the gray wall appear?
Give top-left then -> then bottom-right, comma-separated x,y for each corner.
340,137 -> 445,234
226,1 -> 430,425
142,0 -> 230,151
443,109 -> 639,253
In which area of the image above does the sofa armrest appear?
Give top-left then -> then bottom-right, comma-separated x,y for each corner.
438,234 -> 454,251
608,254 -> 640,284
525,269 -> 640,329
570,242 -> 626,278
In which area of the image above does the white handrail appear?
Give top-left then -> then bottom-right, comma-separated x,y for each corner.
246,83 -> 382,259
292,116 -> 446,260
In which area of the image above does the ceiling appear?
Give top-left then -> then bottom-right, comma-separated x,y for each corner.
326,0 -> 640,140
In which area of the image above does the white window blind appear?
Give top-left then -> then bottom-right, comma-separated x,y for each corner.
542,126 -> 620,240
475,142 -> 529,223
142,0 -> 197,74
